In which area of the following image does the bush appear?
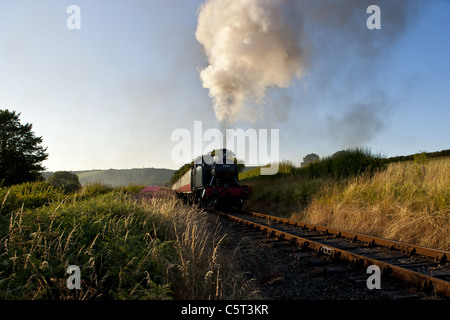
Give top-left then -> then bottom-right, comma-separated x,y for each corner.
47,171 -> 81,193
79,182 -> 113,197
114,184 -> 146,194
301,147 -> 386,179
0,181 -> 64,213
277,160 -> 296,177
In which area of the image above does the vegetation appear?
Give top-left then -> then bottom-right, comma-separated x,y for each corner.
48,171 -> 81,193
2,138 -> 447,300
241,148 -> 386,210
43,168 -> 175,187
387,149 -> 450,163
301,153 -> 319,167
0,181 -> 64,213
303,148 -> 386,179
0,109 -> 48,186
240,148 -> 386,182
170,161 -> 193,187
297,157 -> 450,250
0,181 -> 257,300
241,148 -> 450,250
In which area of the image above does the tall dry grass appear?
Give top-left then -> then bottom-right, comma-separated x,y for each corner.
0,185 -> 258,300
295,158 -> 450,250
138,196 -> 259,300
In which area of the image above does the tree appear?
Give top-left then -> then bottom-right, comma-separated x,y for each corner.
301,153 -> 319,167
48,171 -> 81,193
0,109 -> 48,186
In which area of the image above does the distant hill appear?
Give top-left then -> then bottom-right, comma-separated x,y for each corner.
42,168 -> 175,187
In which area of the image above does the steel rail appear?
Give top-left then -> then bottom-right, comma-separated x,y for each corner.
244,210 -> 449,263
215,210 -> 450,298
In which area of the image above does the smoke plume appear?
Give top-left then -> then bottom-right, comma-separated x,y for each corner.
195,0 -> 307,124
196,0 -> 420,145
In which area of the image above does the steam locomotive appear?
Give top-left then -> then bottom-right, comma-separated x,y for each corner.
171,149 -> 252,210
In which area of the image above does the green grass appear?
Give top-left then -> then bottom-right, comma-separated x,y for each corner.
76,170 -> 107,180
0,181 -> 65,213
0,181 -> 256,300
238,167 -> 261,181
1,191 -> 172,299
248,176 -> 324,207
240,147 -> 386,183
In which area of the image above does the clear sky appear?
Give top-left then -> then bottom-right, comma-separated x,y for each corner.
0,0 -> 449,171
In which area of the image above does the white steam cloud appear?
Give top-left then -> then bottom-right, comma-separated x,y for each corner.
196,0 -> 307,124
196,0 -> 421,147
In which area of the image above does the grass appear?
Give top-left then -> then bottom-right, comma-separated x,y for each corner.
242,151 -> 449,250
296,158 -> 450,250
76,170 -> 107,180
244,175 -> 325,217
0,182 -> 258,300
0,181 -> 65,213
3,150 -> 447,299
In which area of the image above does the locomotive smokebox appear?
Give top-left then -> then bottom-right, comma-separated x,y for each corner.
211,148 -> 238,185
211,163 -> 237,180
174,148 -> 251,210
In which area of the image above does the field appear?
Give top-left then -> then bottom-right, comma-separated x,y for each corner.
42,167 -> 175,187
242,152 -> 450,251
0,183 -> 256,300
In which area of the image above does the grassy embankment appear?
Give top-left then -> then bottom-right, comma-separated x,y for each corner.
240,149 -> 450,251
0,182 -> 257,300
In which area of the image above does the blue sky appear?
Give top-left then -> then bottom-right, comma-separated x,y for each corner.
0,0 -> 449,171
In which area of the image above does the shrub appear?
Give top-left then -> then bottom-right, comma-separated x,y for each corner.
301,147 -> 386,179
277,160 -> 296,177
47,171 -> 81,193
0,181 -> 64,213
114,184 -> 146,194
79,182 -> 113,197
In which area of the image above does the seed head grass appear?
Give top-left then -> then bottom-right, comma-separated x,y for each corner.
293,158 -> 450,250
0,183 -> 258,299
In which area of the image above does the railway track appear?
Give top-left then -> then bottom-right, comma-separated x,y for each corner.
213,209 -> 450,299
